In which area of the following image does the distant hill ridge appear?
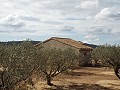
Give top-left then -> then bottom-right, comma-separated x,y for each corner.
0,41 -> 41,46
83,43 -> 99,48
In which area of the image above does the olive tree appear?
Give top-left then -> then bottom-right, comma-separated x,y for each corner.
0,41 -> 37,90
36,48 -> 78,86
92,47 -> 103,66
79,52 -> 92,66
92,45 -> 120,79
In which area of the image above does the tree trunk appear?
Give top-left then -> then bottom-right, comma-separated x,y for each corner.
114,66 -> 120,79
1,72 -> 5,90
46,75 -> 53,86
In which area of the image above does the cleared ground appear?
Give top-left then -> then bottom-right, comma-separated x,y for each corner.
34,67 -> 120,90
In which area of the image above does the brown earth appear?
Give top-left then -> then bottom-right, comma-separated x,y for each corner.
33,67 -> 120,90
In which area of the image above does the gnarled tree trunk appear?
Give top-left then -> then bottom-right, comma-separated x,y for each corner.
114,66 -> 120,79
46,75 -> 53,86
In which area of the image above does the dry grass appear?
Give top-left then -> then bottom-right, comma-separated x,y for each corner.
34,67 -> 120,90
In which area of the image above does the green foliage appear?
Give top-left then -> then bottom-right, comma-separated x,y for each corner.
0,40 -> 87,87
0,41 -> 37,89
37,48 -> 78,71
79,52 -> 92,67
92,45 -> 120,67
92,45 -> 120,79
36,48 -> 78,86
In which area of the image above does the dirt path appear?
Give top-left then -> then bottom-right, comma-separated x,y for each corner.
35,67 -> 120,90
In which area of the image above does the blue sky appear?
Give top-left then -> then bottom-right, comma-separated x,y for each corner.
0,0 -> 120,45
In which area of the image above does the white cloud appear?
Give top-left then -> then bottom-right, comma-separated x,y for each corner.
65,16 -> 85,21
95,7 -> 120,21
61,25 -> 75,31
0,15 -> 25,28
76,0 -> 99,9
84,35 -> 99,41
0,0 -> 119,44
90,26 -> 112,34
19,15 -> 40,22
84,34 -> 99,44
0,15 -> 37,34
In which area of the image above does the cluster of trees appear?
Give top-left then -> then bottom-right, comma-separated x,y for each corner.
0,41 -> 37,90
92,45 -> 120,79
0,41 -> 119,90
0,41 -> 78,90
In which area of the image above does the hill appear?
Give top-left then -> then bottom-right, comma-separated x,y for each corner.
0,41 -> 41,46
83,43 -> 99,48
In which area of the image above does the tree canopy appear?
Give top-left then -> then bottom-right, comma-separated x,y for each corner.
92,45 -> 120,79
0,41 -> 37,90
36,48 -> 78,86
